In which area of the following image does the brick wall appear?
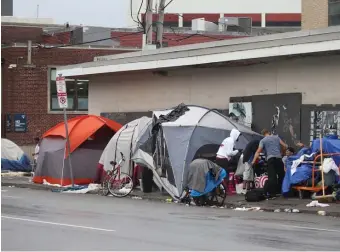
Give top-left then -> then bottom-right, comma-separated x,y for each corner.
1,46 -> 133,145
2,26 -> 43,44
302,0 -> 329,30
111,31 -> 246,48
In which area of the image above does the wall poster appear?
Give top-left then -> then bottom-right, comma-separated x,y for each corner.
228,102 -> 253,128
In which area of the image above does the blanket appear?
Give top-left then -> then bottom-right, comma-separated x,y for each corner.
185,158 -> 222,193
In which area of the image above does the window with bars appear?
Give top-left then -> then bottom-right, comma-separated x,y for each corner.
49,68 -> 89,111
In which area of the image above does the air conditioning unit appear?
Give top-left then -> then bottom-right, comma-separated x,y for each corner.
192,18 -> 218,32
219,17 -> 252,34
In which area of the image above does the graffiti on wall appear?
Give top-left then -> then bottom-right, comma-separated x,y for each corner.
310,110 -> 340,143
249,93 -> 302,147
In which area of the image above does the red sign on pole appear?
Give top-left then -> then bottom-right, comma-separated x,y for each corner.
56,76 -> 68,108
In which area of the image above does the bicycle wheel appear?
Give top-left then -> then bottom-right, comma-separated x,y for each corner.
108,172 -> 133,197
101,173 -> 111,196
208,183 -> 227,206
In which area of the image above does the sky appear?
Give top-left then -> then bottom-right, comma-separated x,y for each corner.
13,0 -> 129,27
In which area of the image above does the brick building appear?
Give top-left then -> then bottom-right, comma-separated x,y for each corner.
111,29 -> 248,48
1,22 -> 136,153
302,0 -> 340,30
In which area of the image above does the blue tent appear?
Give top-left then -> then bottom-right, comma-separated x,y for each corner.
1,139 -> 31,172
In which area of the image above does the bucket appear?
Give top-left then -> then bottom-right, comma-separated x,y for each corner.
227,172 -> 236,194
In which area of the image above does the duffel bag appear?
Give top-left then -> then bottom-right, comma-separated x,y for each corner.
245,188 -> 266,202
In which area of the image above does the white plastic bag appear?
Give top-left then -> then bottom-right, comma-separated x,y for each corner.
322,158 -> 339,175
235,154 -> 245,176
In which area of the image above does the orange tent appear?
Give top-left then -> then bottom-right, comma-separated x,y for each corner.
33,115 -> 122,186
43,115 -> 122,155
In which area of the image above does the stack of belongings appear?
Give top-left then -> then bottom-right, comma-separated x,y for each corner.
282,135 -> 340,196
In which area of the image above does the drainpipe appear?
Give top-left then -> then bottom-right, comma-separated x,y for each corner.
27,40 -> 32,65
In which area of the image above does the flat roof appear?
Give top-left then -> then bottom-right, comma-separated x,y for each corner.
57,26 -> 340,77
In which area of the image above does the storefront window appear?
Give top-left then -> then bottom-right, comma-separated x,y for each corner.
329,0 -> 340,26
49,68 -> 89,111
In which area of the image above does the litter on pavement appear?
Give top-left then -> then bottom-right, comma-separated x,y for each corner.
306,200 -> 330,208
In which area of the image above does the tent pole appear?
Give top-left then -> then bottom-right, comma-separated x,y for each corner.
63,108 -> 74,187
61,148 -> 65,186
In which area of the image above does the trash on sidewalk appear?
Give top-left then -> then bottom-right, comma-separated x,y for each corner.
43,179 -> 78,188
1,171 -> 31,177
292,209 -> 300,213
234,207 -> 261,212
132,196 -> 142,200
61,184 -> 101,194
306,200 -> 330,208
317,210 -> 326,216
165,198 -> 173,203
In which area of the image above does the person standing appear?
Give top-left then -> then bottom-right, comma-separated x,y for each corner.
32,137 -> 40,172
242,139 -> 260,192
251,129 -> 288,198
215,128 -> 241,170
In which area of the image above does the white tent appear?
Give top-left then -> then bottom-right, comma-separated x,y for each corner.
132,105 -> 261,199
99,116 -> 152,175
1,138 -> 31,172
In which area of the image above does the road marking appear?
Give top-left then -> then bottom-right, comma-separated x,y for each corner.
1,190 -> 8,192
2,216 -> 116,232
2,195 -> 22,199
282,224 -> 340,233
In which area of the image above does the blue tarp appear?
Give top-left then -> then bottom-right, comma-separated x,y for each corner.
311,137 -> 340,166
1,154 -> 31,172
191,169 -> 227,197
282,137 -> 340,194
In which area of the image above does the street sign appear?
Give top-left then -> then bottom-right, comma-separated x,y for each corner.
56,75 -> 68,108
14,114 -> 27,132
56,73 -> 74,187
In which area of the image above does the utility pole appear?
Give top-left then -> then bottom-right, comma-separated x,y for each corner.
145,0 -> 154,45
156,0 -> 166,48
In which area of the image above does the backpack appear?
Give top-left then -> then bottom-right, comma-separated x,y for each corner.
245,188 -> 266,202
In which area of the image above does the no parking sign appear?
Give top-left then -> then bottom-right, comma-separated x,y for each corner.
56,75 -> 68,108
56,73 -> 74,186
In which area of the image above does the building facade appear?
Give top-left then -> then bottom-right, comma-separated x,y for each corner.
1,23 -> 136,154
1,0 -> 13,16
302,0 -> 340,30
57,27 -> 340,146
128,0 -> 302,28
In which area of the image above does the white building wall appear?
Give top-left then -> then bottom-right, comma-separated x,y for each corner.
127,0 -> 301,28
88,54 -> 339,115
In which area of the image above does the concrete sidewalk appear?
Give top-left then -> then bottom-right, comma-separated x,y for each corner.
2,176 -> 340,217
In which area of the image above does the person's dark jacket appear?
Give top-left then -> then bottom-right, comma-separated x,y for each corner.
243,139 -> 260,163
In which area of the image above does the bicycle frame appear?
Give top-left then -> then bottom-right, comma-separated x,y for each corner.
109,152 -> 126,181
111,158 -> 125,180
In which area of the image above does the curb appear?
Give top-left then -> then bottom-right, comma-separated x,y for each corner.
2,181 -> 339,218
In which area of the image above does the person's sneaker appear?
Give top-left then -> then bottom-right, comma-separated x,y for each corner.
241,189 -> 247,195
265,193 -> 277,200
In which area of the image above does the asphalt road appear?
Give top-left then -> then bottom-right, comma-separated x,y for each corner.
1,187 -> 340,251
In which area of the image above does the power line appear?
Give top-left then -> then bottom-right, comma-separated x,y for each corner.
130,0 -> 141,26
43,31 -> 144,49
163,0 -> 175,10
137,0 -> 146,32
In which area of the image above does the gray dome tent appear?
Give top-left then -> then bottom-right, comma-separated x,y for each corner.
132,104 -> 261,199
